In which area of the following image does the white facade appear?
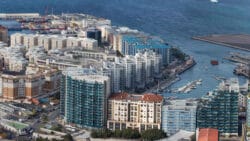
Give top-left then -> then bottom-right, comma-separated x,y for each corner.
239,93 -> 247,108
123,56 -> 136,89
10,33 -> 24,46
23,34 -> 38,48
26,46 -> 47,63
80,38 -> 98,49
38,35 -> 52,51
0,46 -> 27,72
66,37 -> 81,48
51,37 -> 67,49
103,61 -> 124,93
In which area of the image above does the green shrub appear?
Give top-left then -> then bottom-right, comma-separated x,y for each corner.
141,129 -> 167,141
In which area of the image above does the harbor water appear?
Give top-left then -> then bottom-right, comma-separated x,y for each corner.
0,0 -> 249,98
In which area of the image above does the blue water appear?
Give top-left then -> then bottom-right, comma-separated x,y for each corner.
0,0 -> 249,98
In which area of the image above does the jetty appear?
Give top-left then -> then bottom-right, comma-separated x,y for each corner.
193,34 -> 250,52
0,13 -> 40,20
170,79 -> 202,94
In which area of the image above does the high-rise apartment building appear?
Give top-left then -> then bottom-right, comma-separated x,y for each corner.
196,78 -> 239,136
246,94 -> 250,127
60,67 -> 110,129
107,92 -> 163,132
162,99 -> 197,136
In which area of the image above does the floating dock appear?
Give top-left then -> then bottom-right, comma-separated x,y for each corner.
193,34 -> 250,52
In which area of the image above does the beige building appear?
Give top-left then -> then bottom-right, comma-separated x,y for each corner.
107,93 -> 163,132
10,33 -> 24,46
0,64 -> 61,100
51,37 -> 67,49
0,73 -> 45,100
0,25 -> 8,43
23,34 -> 38,48
38,35 -> 52,51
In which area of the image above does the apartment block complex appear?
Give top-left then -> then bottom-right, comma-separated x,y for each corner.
107,92 -> 163,132
11,33 -> 98,51
0,64 -> 61,100
0,46 -> 27,72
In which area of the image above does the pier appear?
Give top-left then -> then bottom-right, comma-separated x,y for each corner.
193,34 -> 250,52
0,13 -> 40,20
170,79 -> 202,94
224,52 -> 250,65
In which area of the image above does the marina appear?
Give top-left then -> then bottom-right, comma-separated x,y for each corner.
169,79 -> 202,94
224,52 -> 250,65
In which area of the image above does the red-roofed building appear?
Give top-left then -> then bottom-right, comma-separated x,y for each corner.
107,93 -> 163,132
197,128 -> 219,141
0,25 -> 8,43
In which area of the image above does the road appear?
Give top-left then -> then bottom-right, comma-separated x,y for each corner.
31,105 -> 60,132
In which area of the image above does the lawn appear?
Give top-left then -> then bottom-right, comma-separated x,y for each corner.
6,121 -> 28,130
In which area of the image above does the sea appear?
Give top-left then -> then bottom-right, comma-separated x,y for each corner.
0,0 -> 249,99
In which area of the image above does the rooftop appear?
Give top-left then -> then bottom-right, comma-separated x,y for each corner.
71,74 -> 109,83
109,92 -> 163,103
158,130 -> 194,141
122,34 -> 169,49
198,128 -> 219,141
163,99 -> 198,110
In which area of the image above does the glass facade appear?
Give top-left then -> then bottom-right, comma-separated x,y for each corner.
162,100 -> 197,136
60,75 -> 108,129
121,35 -> 170,65
196,90 -> 239,135
247,96 -> 250,127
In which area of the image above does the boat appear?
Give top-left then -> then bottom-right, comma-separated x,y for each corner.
210,0 -> 218,3
211,60 -> 219,65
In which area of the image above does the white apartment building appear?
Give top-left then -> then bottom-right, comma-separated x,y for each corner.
103,61 -> 125,93
51,36 -> 67,49
0,46 -> 27,72
11,33 -> 24,46
80,38 -> 98,49
37,35 -> 53,51
123,56 -> 136,90
23,34 -> 38,48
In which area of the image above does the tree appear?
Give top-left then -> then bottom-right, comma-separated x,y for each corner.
141,129 -> 167,141
42,115 -> 48,123
113,130 -> 122,138
171,47 -> 186,61
91,129 -> 112,138
62,134 -> 74,141
121,128 -> 140,139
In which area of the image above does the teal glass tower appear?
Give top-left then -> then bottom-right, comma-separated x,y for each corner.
60,68 -> 110,129
196,79 -> 239,136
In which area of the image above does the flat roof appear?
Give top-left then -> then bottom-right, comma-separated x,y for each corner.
198,128 -> 219,141
109,92 -> 163,103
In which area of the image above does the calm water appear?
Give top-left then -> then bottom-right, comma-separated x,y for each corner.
1,0 -> 249,98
